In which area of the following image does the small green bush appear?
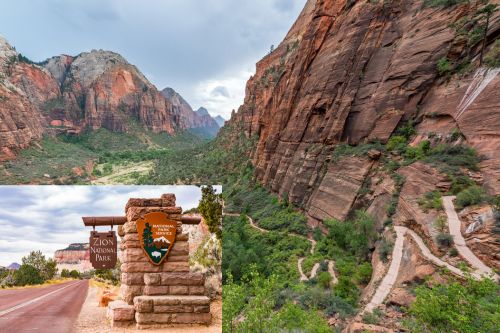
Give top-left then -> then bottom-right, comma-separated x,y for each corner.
455,186 -> 487,209
418,191 -> 443,212
436,233 -> 453,247
485,39 -> 500,68
386,136 -> 407,152
436,57 -> 453,76
318,272 -> 331,289
424,0 -> 468,8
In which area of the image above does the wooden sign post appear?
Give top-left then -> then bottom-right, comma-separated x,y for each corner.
89,231 -> 117,269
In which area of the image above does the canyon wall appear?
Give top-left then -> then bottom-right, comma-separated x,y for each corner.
0,36 -> 216,161
226,0 -> 500,225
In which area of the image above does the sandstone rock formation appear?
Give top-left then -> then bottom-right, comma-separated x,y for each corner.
54,243 -> 92,273
224,0 -> 500,226
0,36 -> 218,161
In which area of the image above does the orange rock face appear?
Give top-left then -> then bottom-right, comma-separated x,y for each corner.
225,0 -> 500,222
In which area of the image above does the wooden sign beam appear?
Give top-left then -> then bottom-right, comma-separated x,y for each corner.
82,215 -> 201,226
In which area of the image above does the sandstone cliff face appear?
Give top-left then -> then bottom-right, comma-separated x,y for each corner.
0,36 -> 47,161
226,0 -> 500,224
54,243 -> 92,272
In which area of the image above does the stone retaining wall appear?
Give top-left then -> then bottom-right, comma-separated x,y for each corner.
108,194 -> 211,328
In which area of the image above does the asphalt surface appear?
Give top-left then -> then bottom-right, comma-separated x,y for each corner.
0,280 -> 88,333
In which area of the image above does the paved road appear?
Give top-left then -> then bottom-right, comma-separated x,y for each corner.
443,196 -> 496,278
0,280 -> 88,333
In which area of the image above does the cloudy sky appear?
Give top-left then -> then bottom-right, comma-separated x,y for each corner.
0,0 -> 306,119
0,185 -> 221,266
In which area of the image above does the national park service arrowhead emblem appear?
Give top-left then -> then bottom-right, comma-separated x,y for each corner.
136,212 -> 177,265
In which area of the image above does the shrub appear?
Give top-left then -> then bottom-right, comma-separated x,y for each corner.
378,238 -> 393,262
484,39 -> 500,68
418,191 -> 443,212
354,262 -> 373,284
333,276 -> 359,306
424,0 -> 469,8
386,136 -> 407,152
318,272 -> 331,289
455,186 -> 487,209
70,270 -> 81,279
436,57 -> 453,76
405,276 -> 499,333
14,264 -> 44,286
436,233 -> 453,247
61,269 -> 70,278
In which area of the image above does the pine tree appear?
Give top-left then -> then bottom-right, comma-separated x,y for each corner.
143,223 -> 154,249
198,185 -> 222,239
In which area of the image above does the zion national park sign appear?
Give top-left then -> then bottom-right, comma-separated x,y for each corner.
136,212 -> 177,265
90,231 -> 117,269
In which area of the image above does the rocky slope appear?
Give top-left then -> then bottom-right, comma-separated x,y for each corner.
226,0 -> 500,223
161,88 -> 220,133
0,36 -> 217,161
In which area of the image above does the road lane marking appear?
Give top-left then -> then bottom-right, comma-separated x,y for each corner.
0,281 -> 80,317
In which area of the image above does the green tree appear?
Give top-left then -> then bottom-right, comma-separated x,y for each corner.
61,269 -> 70,278
69,270 -> 80,279
198,185 -> 222,239
21,250 -> 57,281
478,2 -> 498,65
405,276 -> 499,333
14,264 -> 44,286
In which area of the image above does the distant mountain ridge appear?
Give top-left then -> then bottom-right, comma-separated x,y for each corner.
161,87 -> 220,137
7,262 -> 20,270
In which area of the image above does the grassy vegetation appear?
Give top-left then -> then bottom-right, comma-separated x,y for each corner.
0,129 -> 208,184
423,0 -> 468,7
418,190 -> 444,212
404,276 -> 499,333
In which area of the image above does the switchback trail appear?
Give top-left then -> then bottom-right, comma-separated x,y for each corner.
361,221 -> 494,315
224,212 -> 336,284
442,196 -> 496,278
0,280 -> 88,333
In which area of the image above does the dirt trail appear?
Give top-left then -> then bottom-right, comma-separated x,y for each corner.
224,212 -> 335,284
443,196 -> 496,278
91,161 -> 153,185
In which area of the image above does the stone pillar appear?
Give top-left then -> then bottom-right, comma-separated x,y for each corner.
108,194 -> 211,328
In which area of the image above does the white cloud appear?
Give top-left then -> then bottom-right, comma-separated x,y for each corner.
191,67 -> 254,119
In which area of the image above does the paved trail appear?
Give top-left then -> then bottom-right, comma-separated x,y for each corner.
0,280 -> 88,333
443,196 -> 496,277
362,217 -> 496,315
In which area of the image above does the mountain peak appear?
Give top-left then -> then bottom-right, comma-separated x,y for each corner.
214,115 -> 225,127
7,262 -> 20,270
196,107 -> 210,117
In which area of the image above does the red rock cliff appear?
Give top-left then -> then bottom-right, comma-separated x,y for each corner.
1,37 -> 216,160
226,0 -> 500,222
